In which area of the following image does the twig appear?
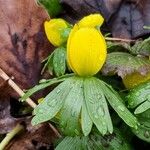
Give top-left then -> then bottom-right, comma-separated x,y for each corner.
0,124 -> 24,150
105,37 -> 136,43
0,68 -> 37,108
0,68 -> 61,138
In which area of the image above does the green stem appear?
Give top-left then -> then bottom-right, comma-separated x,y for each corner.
0,124 -> 24,150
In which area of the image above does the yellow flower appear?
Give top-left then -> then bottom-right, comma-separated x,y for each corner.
78,14 -> 104,28
123,72 -> 150,89
44,19 -> 69,46
67,14 -> 106,76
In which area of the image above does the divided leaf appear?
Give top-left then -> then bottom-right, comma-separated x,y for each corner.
53,47 -> 67,77
102,52 -> 150,77
21,78 -> 65,101
32,77 -> 74,125
132,109 -> 150,143
81,98 -> 93,136
55,129 -> 131,150
127,81 -> 150,114
59,77 -> 83,136
84,77 -> 113,135
55,136 -> 88,150
42,47 -> 67,76
130,38 -> 150,56
99,80 -> 138,129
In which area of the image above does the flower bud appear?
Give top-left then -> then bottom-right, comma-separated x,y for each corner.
67,14 -> 106,76
78,14 -> 104,28
44,19 -> 69,46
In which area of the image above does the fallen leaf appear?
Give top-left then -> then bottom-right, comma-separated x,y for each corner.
0,0 -> 52,99
102,52 -> 150,77
61,0 -> 150,38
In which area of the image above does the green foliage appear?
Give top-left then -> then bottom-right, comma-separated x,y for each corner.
59,78 -> 83,136
130,38 -> 150,56
127,81 -> 150,114
99,80 -> 138,129
55,129 -> 131,150
32,77 -> 74,125
42,47 -> 67,76
23,3 -> 150,147
53,47 -> 67,76
102,52 -> 150,77
31,76 -> 138,136
132,109 -> 150,143
84,77 -> 113,135
21,74 -> 73,101
37,0 -> 63,17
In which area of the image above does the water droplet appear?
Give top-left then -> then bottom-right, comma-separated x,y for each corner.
144,130 -> 150,138
56,89 -> 61,94
102,121 -> 106,126
71,111 -> 76,117
94,114 -> 99,119
97,93 -> 102,99
97,106 -> 105,116
88,122 -> 92,126
117,105 -> 125,111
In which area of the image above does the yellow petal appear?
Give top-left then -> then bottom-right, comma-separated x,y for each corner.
78,14 -> 104,28
123,72 -> 150,89
44,19 -> 68,46
67,27 -> 106,76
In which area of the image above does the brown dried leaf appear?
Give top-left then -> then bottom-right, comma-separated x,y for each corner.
61,0 -> 150,38
0,0 -> 52,98
102,52 -> 150,77
0,99 -> 24,134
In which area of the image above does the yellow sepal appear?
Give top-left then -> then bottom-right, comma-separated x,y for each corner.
78,14 -> 104,28
44,19 -> 68,46
123,72 -> 150,89
67,27 -> 106,76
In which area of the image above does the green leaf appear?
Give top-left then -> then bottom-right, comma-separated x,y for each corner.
56,129 -> 131,150
59,77 -> 83,136
81,99 -> 93,136
53,47 -> 67,77
84,77 -> 113,135
21,78 -> 64,101
127,81 -> 150,114
32,77 -> 74,125
107,41 -> 130,53
91,128 -> 132,150
130,37 -> 150,56
60,27 -> 72,42
55,136 -> 88,150
102,52 -> 150,77
99,80 -> 138,129
132,109 -> 150,143
37,0 -> 63,17
42,51 -> 54,75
